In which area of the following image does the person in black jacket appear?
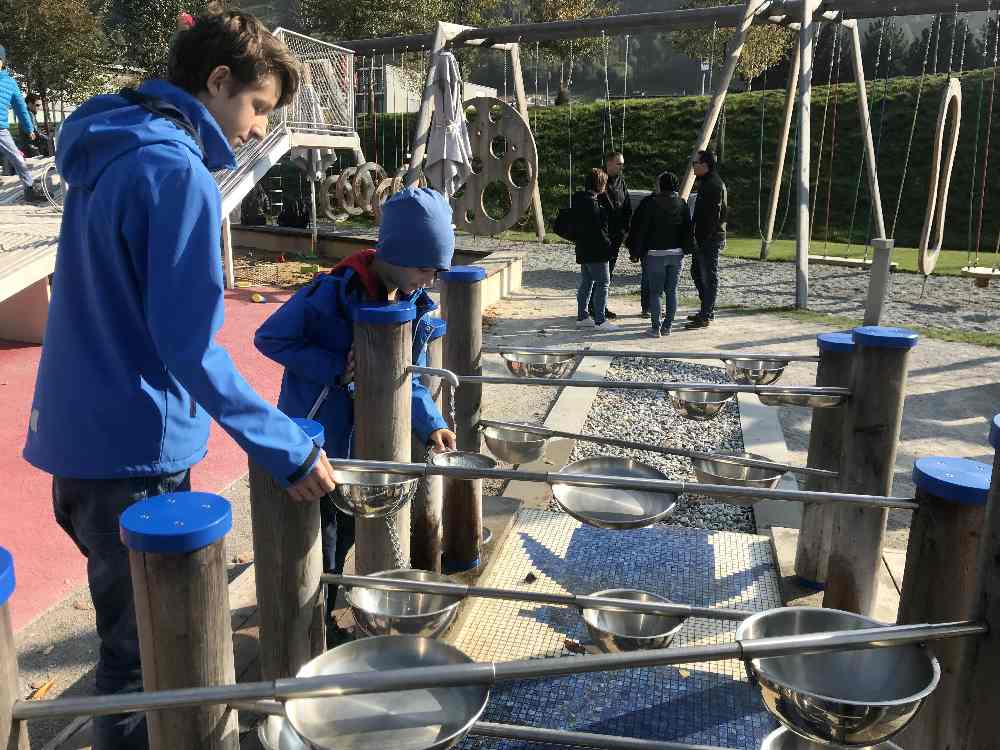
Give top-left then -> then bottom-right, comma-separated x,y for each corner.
588,151 -> 631,320
573,168 -> 619,331
629,171 -> 694,337
687,149 -> 727,329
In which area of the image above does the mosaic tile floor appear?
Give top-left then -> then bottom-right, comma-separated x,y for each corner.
451,509 -> 782,750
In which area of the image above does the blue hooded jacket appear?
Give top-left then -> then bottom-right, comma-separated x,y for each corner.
254,251 -> 449,460
0,68 -> 33,133
23,80 -> 319,484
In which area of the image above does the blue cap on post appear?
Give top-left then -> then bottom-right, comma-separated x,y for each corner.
120,493 -> 233,554
292,418 -> 325,449
0,547 -> 14,608
991,414 -> 1000,450
439,266 -> 487,283
817,331 -> 855,353
355,302 -> 417,325
428,317 -> 447,341
912,457 -> 992,506
852,326 -> 919,350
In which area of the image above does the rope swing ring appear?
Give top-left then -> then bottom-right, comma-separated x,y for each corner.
918,77 -> 962,276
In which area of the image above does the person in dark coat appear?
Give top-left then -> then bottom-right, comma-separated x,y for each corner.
686,149 -> 727,328
629,171 -> 694,337
573,168 -> 619,331
589,151 -> 631,320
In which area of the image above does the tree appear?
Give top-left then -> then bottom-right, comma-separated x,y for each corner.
0,0 -> 107,131
667,0 -> 796,89
860,18 -> 909,80
104,0 -> 193,76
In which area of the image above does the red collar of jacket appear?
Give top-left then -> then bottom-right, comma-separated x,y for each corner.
331,249 -> 388,301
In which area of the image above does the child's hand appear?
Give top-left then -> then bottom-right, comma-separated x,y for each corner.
339,348 -> 355,387
428,429 -> 457,453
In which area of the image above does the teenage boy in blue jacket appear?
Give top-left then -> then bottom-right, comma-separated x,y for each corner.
22,12 -> 336,749
255,186 -> 458,643
0,44 -> 44,202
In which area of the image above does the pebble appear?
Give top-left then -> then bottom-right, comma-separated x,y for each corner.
550,357 -> 756,534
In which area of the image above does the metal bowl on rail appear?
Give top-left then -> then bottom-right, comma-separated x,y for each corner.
260,714 -> 309,750
329,470 -> 419,518
346,569 -> 463,639
581,588 -> 685,653
760,727 -> 902,750
481,424 -> 548,464
691,451 -> 783,506
758,390 -> 846,409
431,451 -> 499,472
669,390 -> 733,421
724,358 -> 788,386
551,457 -> 678,529
737,607 -> 940,747
500,351 -> 576,379
285,635 -> 490,750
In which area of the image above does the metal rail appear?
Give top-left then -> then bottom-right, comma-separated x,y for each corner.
13,622 -> 985,721
324,457 -> 918,509
484,345 -> 822,363
324,573 -> 753,621
459,375 -> 851,398
479,418 -> 838,480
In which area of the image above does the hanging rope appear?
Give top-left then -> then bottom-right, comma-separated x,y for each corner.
974,5 -> 1000,263
534,42 -> 541,137
755,68 -> 770,241
890,14 -> 938,239
809,25 -> 837,240
503,52 -> 508,102
863,17 -> 896,260
621,35 -> 630,151
822,28 -> 844,251
601,31 -> 614,155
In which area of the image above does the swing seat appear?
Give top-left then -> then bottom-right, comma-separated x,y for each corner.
961,266 -> 1000,287
808,254 -> 899,271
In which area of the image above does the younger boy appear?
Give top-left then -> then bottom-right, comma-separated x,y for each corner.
255,186 -> 458,643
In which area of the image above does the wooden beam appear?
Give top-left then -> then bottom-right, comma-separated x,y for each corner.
795,3 -> 822,309
508,44 -> 546,242
761,43 -> 800,259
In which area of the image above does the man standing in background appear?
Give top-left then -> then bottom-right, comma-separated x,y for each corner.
590,151 -> 631,320
687,149 -> 727,329
0,44 -> 45,201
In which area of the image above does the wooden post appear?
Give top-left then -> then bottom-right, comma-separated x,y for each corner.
895,456 -> 993,750
248,419 -> 325,680
964,413 -> 1000,749
795,2 -> 822,309
411,318 -> 447,571
680,0 -> 765,199
353,303 -> 415,573
793,331 -> 854,587
761,42 -> 800,260
221,217 -> 235,291
508,44 -> 547,242
0,549 -> 29,750
440,266 -> 486,572
864,238 -> 895,326
824,326 -> 918,616
121,493 -> 238,750
405,23 -> 449,186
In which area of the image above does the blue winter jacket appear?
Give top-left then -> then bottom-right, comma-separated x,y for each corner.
0,69 -> 33,132
254,261 -> 449,460
23,80 -> 319,484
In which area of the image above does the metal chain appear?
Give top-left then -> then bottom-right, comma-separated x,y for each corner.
384,512 -> 408,569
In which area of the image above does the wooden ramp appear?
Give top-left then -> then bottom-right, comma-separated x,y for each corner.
808,254 -> 899,271
0,206 -> 60,343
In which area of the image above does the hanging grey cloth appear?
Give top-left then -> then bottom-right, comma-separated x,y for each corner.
425,52 -> 473,197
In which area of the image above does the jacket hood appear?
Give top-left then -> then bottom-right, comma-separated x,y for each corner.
56,80 -> 237,190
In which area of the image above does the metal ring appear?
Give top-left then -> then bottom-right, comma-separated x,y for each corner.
918,77 -> 962,276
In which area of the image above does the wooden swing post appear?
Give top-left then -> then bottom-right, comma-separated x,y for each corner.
794,1 -> 822,309
761,40 -> 801,260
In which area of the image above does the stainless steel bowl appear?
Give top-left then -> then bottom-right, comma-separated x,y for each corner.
346,569 -> 463,638
551,457 -> 678,529
581,588 -> 685,653
431,451 -> 499,472
259,714 -> 309,750
737,607 -> 940,747
329,471 -> 419,518
724,358 -> 788,386
760,726 -> 903,750
500,351 -> 576,379
690,452 -> 784,506
481,424 -> 548,464
286,636 -> 490,750
758,390 -> 847,408
669,390 -> 733,421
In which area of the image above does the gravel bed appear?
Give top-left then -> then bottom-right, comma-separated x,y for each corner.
548,357 -> 756,533
458,236 -> 1000,334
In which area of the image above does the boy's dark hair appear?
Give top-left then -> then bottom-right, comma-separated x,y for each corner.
26,93 -> 40,105
168,10 -> 300,109
605,151 -> 624,164
697,150 -> 717,171
585,167 -> 608,193
658,171 -> 680,193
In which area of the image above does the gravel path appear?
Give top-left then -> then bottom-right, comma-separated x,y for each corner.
554,357 -> 756,533
461,236 -> 1000,333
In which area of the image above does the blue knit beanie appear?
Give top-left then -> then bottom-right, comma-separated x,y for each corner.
376,187 -> 455,270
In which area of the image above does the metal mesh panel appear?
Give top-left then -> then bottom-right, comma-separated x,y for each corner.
274,29 -> 355,134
